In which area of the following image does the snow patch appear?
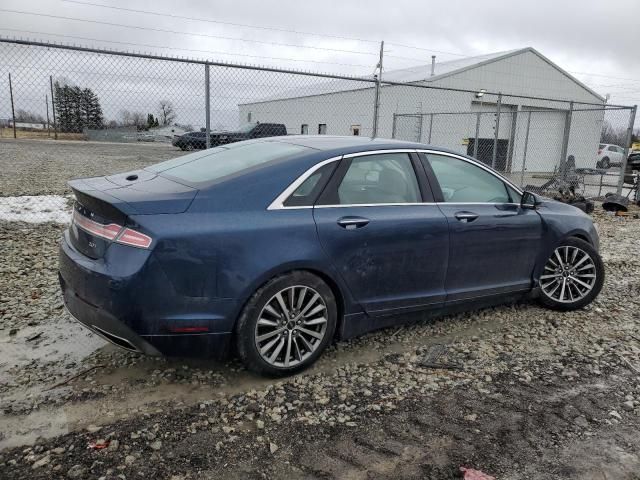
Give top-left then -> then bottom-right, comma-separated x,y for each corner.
0,195 -> 72,223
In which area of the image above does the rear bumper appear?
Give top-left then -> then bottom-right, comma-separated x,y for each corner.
58,232 -> 235,359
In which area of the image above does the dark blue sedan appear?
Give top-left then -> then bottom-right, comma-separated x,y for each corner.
59,136 -> 604,376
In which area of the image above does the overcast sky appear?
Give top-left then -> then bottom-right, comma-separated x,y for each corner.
1,0 -> 639,128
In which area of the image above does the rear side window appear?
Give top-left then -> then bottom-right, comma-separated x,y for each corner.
283,162 -> 337,207
425,154 -> 510,203
336,153 -> 421,205
147,141 -> 310,184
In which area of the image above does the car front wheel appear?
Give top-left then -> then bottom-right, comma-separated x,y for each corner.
538,238 -> 604,311
235,271 -> 337,376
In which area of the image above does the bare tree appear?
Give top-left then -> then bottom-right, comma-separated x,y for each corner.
14,109 -> 45,124
158,100 -> 177,126
119,109 -> 146,129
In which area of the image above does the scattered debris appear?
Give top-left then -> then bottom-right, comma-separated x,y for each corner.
45,364 -> 106,391
26,332 -> 42,342
602,193 -> 629,212
87,440 -> 109,450
460,466 -> 496,480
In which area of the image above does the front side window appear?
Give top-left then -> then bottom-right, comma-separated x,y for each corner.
425,154 -> 511,203
336,153 -> 421,205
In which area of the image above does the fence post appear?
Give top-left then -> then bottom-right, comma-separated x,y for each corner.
205,63 -> 211,149
473,112 -> 480,158
8,73 -> 16,139
616,105 -> 637,195
371,40 -> 384,138
520,110 -> 532,188
559,101 -> 574,179
391,113 -> 397,139
428,113 -> 434,144
491,93 -> 502,169
45,94 -> 51,137
49,75 -> 58,140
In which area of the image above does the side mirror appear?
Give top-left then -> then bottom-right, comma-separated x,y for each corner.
521,190 -> 539,209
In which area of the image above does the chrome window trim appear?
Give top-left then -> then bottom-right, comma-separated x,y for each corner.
267,155 -> 343,210
416,149 -> 524,195
267,148 -> 524,211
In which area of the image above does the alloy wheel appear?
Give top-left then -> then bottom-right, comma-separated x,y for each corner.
254,286 -> 328,368
540,246 -> 597,303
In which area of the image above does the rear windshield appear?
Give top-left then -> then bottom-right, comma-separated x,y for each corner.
147,141 -> 310,184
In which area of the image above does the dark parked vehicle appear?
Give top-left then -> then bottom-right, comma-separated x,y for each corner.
624,151 -> 640,185
171,123 -> 287,150
59,136 -> 604,376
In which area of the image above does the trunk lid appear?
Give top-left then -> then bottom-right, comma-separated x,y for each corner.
68,170 -> 197,259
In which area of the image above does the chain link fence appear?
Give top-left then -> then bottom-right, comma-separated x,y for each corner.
0,37 -> 638,409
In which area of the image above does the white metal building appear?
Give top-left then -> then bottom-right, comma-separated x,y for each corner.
239,48 -> 605,173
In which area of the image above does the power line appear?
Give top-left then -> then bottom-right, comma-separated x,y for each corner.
0,28 -> 373,68
62,0 -> 380,45
0,8 -> 380,56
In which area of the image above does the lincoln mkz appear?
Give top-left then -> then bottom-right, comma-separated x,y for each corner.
59,136 -> 604,376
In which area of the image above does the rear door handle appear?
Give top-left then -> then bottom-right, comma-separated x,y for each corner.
454,211 -> 479,223
337,216 -> 370,229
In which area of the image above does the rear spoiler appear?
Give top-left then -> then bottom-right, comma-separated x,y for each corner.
68,178 -> 137,222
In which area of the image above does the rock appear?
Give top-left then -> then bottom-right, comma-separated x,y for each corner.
32,455 -> 50,469
124,455 -> 136,466
609,410 -> 622,420
256,420 -> 264,430
86,425 -> 102,433
574,416 -> 589,428
52,447 -> 65,455
67,464 -> 87,478
622,401 -> 634,411
464,413 -> 478,422
108,440 -> 119,451
150,440 -> 162,450
269,443 -> 278,454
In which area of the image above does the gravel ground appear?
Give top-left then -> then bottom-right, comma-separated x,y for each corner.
0,139 -> 186,196
0,206 -> 639,479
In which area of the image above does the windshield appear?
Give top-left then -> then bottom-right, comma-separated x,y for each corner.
237,123 -> 258,133
146,141 -> 310,184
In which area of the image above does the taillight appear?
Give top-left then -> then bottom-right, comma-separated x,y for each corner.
73,210 -> 121,241
116,228 -> 153,249
72,210 -> 153,249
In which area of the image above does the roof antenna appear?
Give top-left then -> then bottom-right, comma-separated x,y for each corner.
430,55 -> 436,77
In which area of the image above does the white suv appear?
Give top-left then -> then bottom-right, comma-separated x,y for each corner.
596,144 -> 625,169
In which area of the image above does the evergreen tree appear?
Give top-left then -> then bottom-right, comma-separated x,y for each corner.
53,81 -> 104,133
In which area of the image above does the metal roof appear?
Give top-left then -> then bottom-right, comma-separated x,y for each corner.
242,47 -> 604,105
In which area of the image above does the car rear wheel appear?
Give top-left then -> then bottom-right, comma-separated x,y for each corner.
235,271 -> 337,376
537,238 -> 604,311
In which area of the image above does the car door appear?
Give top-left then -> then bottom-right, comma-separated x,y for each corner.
420,151 -> 542,302
313,151 -> 449,315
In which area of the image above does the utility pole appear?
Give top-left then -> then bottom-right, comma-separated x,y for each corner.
8,73 -> 16,139
49,75 -> 58,140
45,94 -> 51,137
371,40 -> 384,138
491,93 -> 502,169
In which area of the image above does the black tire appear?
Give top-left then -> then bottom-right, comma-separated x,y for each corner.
600,157 -> 610,169
235,271 -> 337,377
537,237 -> 604,311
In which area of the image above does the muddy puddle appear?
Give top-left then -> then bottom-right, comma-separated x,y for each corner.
0,308 -> 514,451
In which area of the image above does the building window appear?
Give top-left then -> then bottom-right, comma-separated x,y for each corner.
351,125 -> 361,136
301,124 -> 308,134
247,112 -> 252,122
318,123 -> 327,135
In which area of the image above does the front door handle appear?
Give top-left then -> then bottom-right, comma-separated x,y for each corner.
454,211 -> 479,223
337,216 -> 370,229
